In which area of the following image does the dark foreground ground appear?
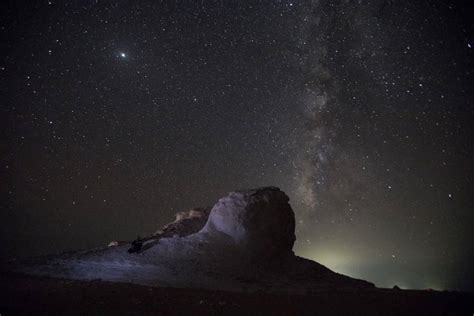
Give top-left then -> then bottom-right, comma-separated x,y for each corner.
1,273 -> 473,315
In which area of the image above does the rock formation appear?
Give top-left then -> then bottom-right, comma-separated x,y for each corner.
201,187 -> 295,258
4,186 -> 375,293
155,207 -> 211,238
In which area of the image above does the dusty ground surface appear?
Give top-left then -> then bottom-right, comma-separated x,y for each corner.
1,272 -> 473,315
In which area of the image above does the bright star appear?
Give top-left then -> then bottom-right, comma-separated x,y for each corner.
119,52 -> 127,58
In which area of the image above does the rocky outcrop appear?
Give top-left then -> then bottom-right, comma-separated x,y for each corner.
201,187 -> 295,258
154,207 -> 211,238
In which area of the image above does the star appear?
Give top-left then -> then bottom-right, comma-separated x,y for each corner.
119,52 -> 127,58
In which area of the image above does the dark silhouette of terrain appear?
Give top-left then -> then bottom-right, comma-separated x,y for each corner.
1,273 -> 473,315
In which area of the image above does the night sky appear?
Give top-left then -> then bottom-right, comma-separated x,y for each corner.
1,1 -> 473,291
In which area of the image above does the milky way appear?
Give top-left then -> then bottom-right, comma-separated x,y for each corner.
1,1 -> 473,291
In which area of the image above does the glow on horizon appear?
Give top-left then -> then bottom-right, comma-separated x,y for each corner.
300,249 -> 359,277
299,249 -> 447,291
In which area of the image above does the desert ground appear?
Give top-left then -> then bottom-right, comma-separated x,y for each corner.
1,272 -> 473,316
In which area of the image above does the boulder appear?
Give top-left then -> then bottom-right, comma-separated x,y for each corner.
107,241 -> 119,247
201,187 -> 295,257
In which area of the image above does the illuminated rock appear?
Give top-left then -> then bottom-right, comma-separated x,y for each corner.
107,241 -> 119,247
5,186 -> 374,292
155,207 -> 211,238
201,187 -> 295,257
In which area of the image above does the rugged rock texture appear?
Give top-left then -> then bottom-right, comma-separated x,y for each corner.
155,207 -> 211,238
202,187 -> 295,258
